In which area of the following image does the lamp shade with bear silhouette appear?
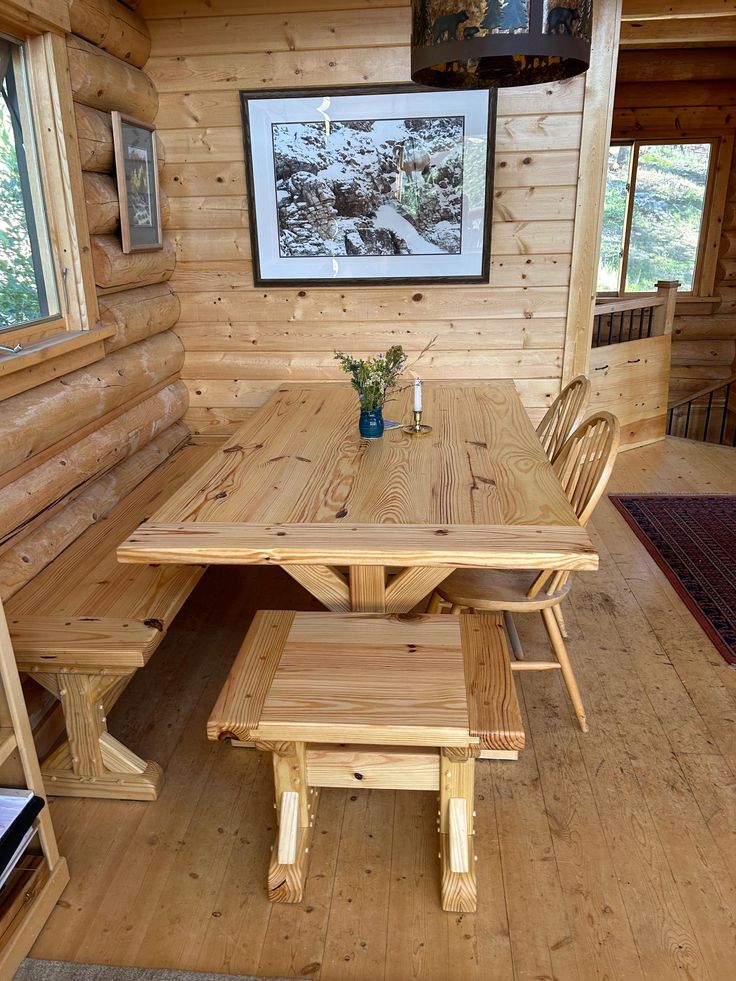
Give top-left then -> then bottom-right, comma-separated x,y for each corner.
411,0 -> 592,88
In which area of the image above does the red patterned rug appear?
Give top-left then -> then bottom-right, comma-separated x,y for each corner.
609,495 -> 736,666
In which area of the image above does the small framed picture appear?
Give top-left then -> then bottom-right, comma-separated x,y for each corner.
241,84 -> 496,286
111,111 -> 162,254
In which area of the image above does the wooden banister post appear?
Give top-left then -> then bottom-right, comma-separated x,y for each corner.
653,280 -> 680,335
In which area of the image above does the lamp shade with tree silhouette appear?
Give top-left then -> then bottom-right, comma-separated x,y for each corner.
411,0 -> 592,88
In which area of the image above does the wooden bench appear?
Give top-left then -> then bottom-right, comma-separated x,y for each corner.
6,440 -> 216,801
208,610 -> 525,913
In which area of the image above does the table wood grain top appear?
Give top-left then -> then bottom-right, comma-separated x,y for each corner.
118,381 -> 598,571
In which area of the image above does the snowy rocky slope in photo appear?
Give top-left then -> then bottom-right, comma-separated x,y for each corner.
272,116 -> 465,258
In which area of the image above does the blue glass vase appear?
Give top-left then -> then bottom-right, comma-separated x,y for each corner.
359,407 -> 384,439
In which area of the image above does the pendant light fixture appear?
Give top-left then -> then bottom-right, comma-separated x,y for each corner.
411,0 -> 592,88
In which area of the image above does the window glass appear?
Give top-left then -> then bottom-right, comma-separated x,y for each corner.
597,144 -> 631,292
597,140 -> 712,294
626,143 -> 711,292
0,35 -> 59,331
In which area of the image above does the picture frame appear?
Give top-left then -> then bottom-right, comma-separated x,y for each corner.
240,84 -> 496,286
111,111 -> 163,254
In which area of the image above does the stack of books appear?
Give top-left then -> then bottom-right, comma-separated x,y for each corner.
0,790 -> 44,891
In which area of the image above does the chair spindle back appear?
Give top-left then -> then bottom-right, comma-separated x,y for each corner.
553,412 -> 621,527
536,375 -> 591,462
529,412 -> 620,599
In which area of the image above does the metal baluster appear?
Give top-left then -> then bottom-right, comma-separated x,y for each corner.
685,400 -> 692,439
667,407 -> 673,435
595,314 -> 602,348
627,308 -> 634,341
647,305 -> 654,337
719,383 -> 730,444
638,306 -> 644,340
703,390 -> 714,443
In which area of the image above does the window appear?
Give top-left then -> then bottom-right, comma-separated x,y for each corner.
0,34 -> 58,332
597,140 -> 714,295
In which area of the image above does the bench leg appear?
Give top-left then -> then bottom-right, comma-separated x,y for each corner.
34,671 -> 163,801
439,747 -> 477,913
258,740 -> 317,903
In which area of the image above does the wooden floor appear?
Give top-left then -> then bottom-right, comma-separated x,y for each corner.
30,437 -> 736,981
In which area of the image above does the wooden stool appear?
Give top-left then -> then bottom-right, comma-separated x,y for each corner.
207,611 -> 524,913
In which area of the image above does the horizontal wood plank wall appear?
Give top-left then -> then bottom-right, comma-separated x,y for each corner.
141,0 -> 587,437
0,0 -> 187,602
613,70 -> 736,405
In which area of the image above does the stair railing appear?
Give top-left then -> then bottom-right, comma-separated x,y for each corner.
593,280 -> 679,348
667,373 -> 736,446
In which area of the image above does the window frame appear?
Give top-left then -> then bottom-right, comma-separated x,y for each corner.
0,10 -> 106,379
597,134 -> 734,301
1,33 -> 60,334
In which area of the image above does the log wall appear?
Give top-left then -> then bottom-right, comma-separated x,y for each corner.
0,0 -> 185,601
613,70 -> 736,405
140,0 -> 596,437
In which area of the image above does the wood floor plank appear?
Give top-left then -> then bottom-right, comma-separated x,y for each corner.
567,550 -> 736,979
190,752 -> 277,976
675,752 -> 736,883
559,596 -> 711,979
320,789 -> 395,979
520,692 -> 647,980
490,690 -> 583,981
256,786 -> 346,981
470,760 -> 517,981
384,789 -> 450,981
133,738 -> 266,968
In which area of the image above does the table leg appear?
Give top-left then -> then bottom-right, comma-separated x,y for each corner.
348,566 -> 457,613
384,566 -> 455,613
284,565 -> 351,612
259,740 -> 318,903
439,747 -> 477,913
349,566 -> 387,612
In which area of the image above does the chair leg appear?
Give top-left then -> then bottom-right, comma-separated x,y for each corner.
502,610 -> 525,660
553,602 -> 569,639
540,607 -> 589,733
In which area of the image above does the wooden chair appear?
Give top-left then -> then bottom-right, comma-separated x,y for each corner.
536,374 -> 591,461
208,610 -> 525,913
431,412 -> 620,733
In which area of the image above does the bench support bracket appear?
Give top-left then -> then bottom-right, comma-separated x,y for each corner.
439,747 -> 477,913
257,740 -> 317,903
33,670 -> 163,801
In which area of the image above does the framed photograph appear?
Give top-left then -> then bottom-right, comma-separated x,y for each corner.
241,84 -> 496,286
111,111 -> 162,254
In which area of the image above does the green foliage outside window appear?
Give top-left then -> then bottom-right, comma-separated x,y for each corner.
0,98 -> 41,329
598,141 -> 711,294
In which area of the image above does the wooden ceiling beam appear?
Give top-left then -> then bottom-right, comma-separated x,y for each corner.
623,0 -> 736,19
621,15 -> 736,47
615,80 -> 736,108
618,47 -> 736,82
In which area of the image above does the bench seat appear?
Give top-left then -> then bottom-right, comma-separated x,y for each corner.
6,440 -> 216,801
208,610 -> 525,912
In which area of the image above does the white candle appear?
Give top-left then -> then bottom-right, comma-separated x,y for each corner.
413,377 -> 422,412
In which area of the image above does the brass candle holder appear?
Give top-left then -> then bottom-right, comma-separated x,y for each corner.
402,410 -> 432,436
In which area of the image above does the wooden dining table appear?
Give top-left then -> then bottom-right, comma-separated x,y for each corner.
117,381 -> 598,613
